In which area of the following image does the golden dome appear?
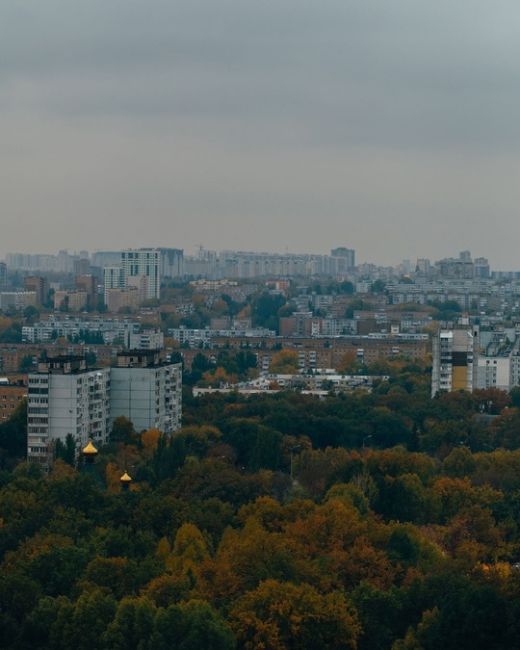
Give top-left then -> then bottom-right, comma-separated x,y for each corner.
82,440 -> 98,456
120,471 -> 132,483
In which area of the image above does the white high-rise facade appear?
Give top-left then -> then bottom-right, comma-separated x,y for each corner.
120,249 -> 161,300
103,266 -> 124,303
110,350 -> 182,434
27,352 -> 182,466
27,357 -> 111,467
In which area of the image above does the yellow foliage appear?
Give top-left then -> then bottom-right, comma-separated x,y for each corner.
0,316 -> 13,333
269,350 -> 299,374
141,428 -> 161,455
156,536 -> 172,560
168,523 -> 210,575
229,579 -> 361,650
105,462 -> 122,493
336,351 -> 361,374
49,459 -> 77,480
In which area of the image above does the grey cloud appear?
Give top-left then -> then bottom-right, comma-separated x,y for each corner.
1,1 -> 520,265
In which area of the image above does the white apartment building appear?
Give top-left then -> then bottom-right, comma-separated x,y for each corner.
475,333 -> 520,392
22,316 -> 140,344
110,350 -> 182,434
128,330 -> 164,350
103,266 -> 124,303
168,326 -> 275,347
120,249 -> 160,300
477,357 -> 511,391
27,352 -> 182,466
27,357 -> 110,467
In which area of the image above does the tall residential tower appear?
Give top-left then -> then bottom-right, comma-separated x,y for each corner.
431,319 -> 479,396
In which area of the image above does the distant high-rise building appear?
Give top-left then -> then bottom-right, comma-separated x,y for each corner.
436,256 -> 474,279
24,276 -> 48,307
76,275 -> 98,309
120,249 -> 161,300
127,275 -> 149,303
432,319 -> 479,396
103,266 -> 124,304
415,258 -> 431,276
6,251 -> 76,273
73,258 -> 91,276
474,257 -> 490,279
0,262 -> 7,289
91,251 -> 122,268
158,248 -> 184,278
330,247 -> 356,270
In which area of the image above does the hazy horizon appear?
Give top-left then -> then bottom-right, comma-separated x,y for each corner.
2,1 -> 520,267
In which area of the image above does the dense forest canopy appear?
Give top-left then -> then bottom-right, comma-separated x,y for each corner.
2,365 -> 520,648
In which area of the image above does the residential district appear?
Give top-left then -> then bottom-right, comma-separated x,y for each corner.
0,245 -> 517,466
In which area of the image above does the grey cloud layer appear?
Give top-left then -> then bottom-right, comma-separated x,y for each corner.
1,1 -> 520,264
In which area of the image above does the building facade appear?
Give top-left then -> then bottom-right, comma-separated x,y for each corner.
432,321 -> 479,396
27,357 -> 111,467
120,249 -> 160,300
0,262 -> 7,289
110,350 -> 182,435
0,380 -> 27,423
27,352 -> 182,466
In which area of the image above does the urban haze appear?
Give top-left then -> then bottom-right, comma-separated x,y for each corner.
2,1 -> 520,266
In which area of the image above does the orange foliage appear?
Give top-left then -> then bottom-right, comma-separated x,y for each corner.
141,428 -> 161,456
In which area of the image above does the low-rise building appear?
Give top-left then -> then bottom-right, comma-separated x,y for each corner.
0,292 -> 38,310
0,378 -> 27,423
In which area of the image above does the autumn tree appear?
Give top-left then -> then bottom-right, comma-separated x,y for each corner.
269,350 -> 299,374
230,579 -> 361,649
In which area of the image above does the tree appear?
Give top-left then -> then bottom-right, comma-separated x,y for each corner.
337,351 -> 363,374
152,600 -> 236,650
269,350 -> 299,374
151,434 -> 187,483
339,281 -> 354,295
103,597 -> 156,650
510,386 -> 520,408
251,292 -> 286,331
55,434 -> 76,467
111,416 -> 136,444
23,305 -> 40,323
473,388 -> 511,414
19,354 -> 35,372
370,280 -> 386,294
169,523 -> 210,574
143,574 -> 192,607
0,321 -> 22,343
442,447 -> 476,478
375,473 -> 431,524
0,398 -> 27,462
230,579 -> 361,649
83,557 -> 136,600
62,589 -> 116,650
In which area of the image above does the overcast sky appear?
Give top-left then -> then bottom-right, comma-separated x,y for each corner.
1,1 -> 520,267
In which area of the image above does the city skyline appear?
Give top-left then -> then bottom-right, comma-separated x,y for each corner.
0,244 -> 500,271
